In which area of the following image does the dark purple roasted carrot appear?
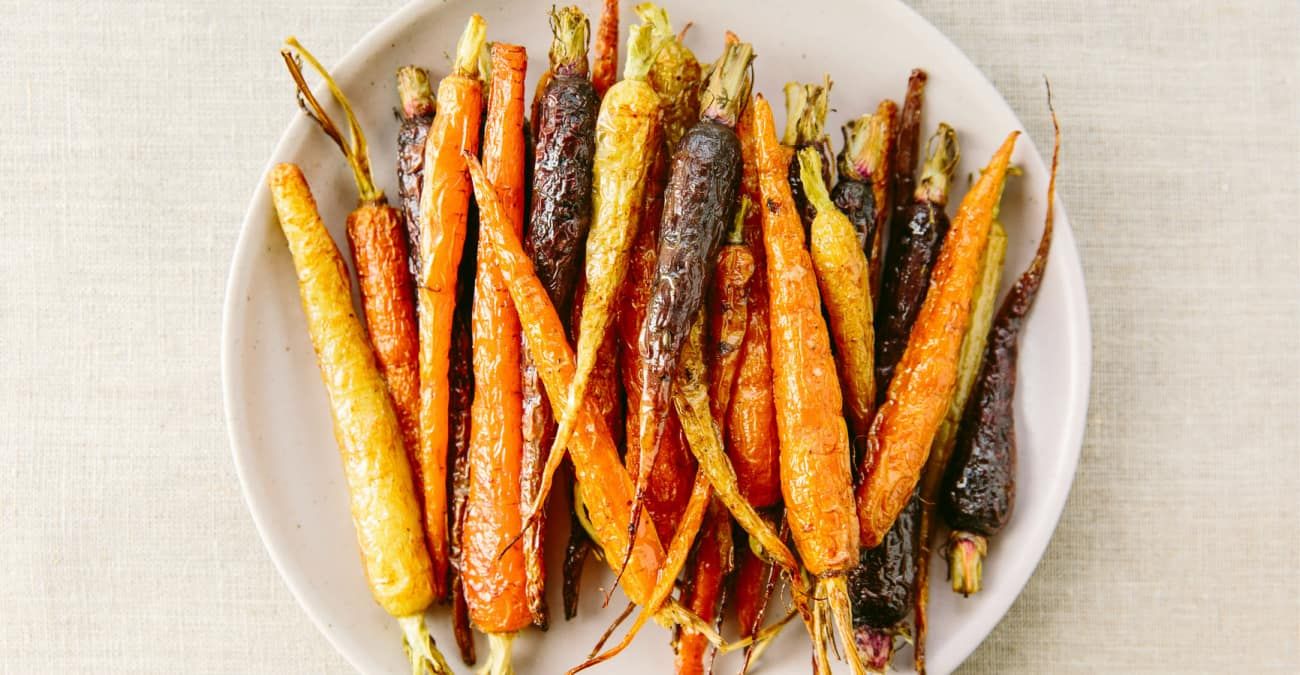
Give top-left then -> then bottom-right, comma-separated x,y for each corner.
630,40 -> 754,567
875,124 -> 959,399
396,65 -> 435,275
519,5 -> 599,629
943,93 -> 1060,596
448,238 -> 478,663
782,76 -> 833,232
888,69 -> 928,235
847,489 -> 919,671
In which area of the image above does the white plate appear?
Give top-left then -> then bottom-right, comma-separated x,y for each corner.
222,1 -> 1090,672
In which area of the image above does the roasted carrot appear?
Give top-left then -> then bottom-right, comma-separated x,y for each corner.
782,77 -> 833,232
888,69 -> 928,235
798,147 -> 876,459
466,155 -> 732,658
875,124 -> 960,398
462,43 -> 530,674
837,102 -> 898,299
615,1 -> 702,550
856,130 -> 1020,548
448,247 -> 478,664
728,99 -> 781,511
631,40 -> 753,568
913,207 -> 1008,675
943,95 -> 1059,597
396,65 -> 435,276
268,163 -> 450,674
847,490 -> 919,671
526,18 -> 667,530
753,94 -> 865,675
591,0 -> 620,98
280,38 -> 423,497
414,14 -> 486,600
520,6 -> 600,628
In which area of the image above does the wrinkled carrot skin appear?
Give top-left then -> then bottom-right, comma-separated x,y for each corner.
753,96 -> 859,576
464,156 -> 667,607
676,500 -> 733,675
396,66 -> 435,276
463,43 -> 531,635
449,277 -> 477,661
729,102 -> 782,509
591,0 -> 619,98
889,69 -> 928,233
416,19 -> 485,599
530,69 -> 553,141
708,242 -> 755,422
346,204 -> 423,491
857,131 -> 1020,547
270,164 -> 435,618
731,511 -> 783,638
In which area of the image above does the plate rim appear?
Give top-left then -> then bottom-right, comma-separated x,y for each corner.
221,0 -> 1092,672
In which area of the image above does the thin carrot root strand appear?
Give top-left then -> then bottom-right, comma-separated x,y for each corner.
398,615 -> 454,675
822,575 -> 870,675
948,531 -> 987,596
734,608 -> 797,660
588,602 -> 636,658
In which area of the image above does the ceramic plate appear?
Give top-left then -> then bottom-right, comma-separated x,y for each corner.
222,1 -> 1090,672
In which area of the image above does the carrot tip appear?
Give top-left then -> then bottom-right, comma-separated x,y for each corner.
398,615 -> 454,675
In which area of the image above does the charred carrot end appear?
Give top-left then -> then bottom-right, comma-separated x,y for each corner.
592,0 -> 619,97
858,131 -> 1020,548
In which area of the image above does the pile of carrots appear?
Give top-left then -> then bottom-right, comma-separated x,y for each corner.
267,4 -> 1061,674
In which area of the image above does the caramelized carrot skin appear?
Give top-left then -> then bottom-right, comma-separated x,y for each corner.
889,69 -> 927,229
270,164 -> 434,618
346,203 -> 422,487
462,43 -> 530,635
416,72 -> 483,599
465,156 -> 666,607
857,132 -> 1019,547
753,97 -> 858,576
729,102 -> 781,509
591,0 -> 619,97
708,244 -> 755,421
448,208 -> 477,663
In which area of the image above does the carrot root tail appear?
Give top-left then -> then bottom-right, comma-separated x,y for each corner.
948,531 -> 987,596
398,614 -> 454,675
822,575 -> 871,675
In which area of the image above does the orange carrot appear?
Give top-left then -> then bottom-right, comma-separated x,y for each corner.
414,14 -> 486,600
462,42 -> 530,672
591,0 -> 620,97
856,131 -> 1020,547
753,94 -> 865,675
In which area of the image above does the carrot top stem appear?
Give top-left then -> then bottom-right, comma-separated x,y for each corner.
622,13 -> 668,82
796,147 -> 837,216
916,122 -> 959,206
700,40 -> 755,128
837,106 -> 891,183
281,37 -> 380,204
397,65 -> 435,119
453,13 -> 488,78
947,531 -> 987,596
781,75 -> 831,147
479,632 -> 517,675
548,6 -> 591,77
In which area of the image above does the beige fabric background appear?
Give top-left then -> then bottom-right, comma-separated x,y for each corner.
2,0 -> 1297,672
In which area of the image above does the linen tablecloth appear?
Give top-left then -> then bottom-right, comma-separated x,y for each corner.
1,1 -> 1296,672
